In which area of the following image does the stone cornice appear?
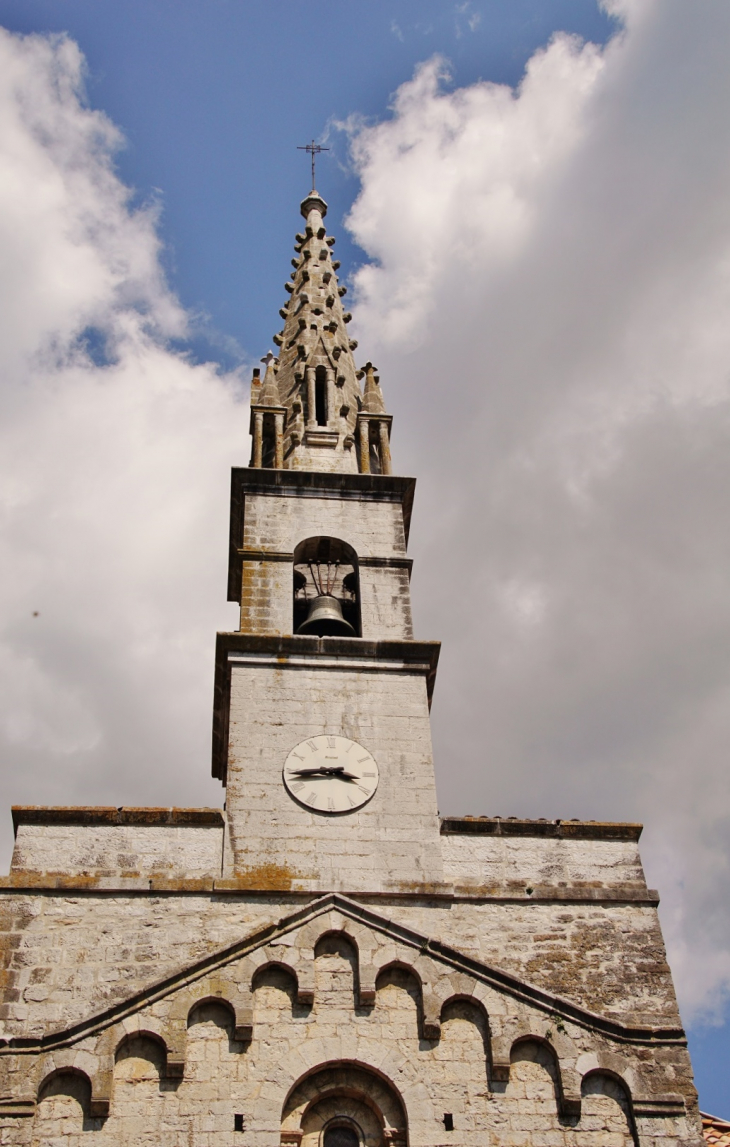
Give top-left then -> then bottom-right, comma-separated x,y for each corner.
441,816 -> 643,841
11,806 -> 223,834
0,877 -> 659,904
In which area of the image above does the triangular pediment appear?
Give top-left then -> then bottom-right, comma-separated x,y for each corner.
8,893 -> 682,1056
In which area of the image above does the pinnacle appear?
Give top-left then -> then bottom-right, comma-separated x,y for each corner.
359,362 -> 386,415
257,351 -> 282,407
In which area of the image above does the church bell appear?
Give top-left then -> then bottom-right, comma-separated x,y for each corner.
296,594 -> 355,637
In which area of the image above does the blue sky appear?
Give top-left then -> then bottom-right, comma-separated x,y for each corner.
0,0 -> 615,364
1,0 -> 730,1119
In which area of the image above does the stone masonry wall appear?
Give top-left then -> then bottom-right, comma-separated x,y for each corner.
238,492 -> 412,640
0,902 -> 701,1147
225,661 -> 443,890
242,494 -> 407,559
441,831 -> 648,896
11,821 -> 223,880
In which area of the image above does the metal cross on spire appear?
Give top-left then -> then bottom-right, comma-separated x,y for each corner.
297,139 -> 330,191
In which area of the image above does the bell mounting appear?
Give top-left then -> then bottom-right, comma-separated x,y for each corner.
308,561 -> 340,598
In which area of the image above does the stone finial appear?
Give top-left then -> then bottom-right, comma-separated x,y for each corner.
360,362 -> 386,414
258,352 -> 281,407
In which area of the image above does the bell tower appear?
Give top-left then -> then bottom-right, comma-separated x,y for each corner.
0,180 -> 702,1147
213,188 -> 443,892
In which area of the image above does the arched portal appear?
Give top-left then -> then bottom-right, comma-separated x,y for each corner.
281,1062 -> 407,1147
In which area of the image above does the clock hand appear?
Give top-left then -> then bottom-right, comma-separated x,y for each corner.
290,766 -> 346,777
288,766 -> 368,784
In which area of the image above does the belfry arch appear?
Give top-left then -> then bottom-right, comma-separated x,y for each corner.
281,1063 -> 408,1147
293,535 -> 361,636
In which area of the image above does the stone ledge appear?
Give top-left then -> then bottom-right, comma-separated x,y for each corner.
441,816 -> 643,841
11,806 -> 224,834
0,875 -> 659,903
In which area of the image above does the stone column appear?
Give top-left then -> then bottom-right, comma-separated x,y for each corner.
252,411 -> 263,468
326,367 -> 336,428
306,367 -> 316,428
358,419 -> 370,474
378,421 -> 392,476
274,413 -> 284,469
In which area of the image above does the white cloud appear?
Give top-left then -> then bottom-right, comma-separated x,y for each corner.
0,29 -> 245,838
344,0 -> 730,1020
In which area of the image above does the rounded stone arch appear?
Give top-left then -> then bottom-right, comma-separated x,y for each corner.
581,1070 -> 638,1145
439,992 -> 490,1026
297,915 -> 374,960
509,1035 -> 564,1108
187,994 -> 237,1031
114,1030 -> 168,1081
297,916 -> 378,1005
314,929 -> 359,960
373,960 -> 427,1040
439,994 -> 491,1053
581,1068 -> 633,1103
373,958 -> 442,1040
251,956 -> 311,1002
281,1061 -> 408,1147
37,1065 -> 93,1109
113,1021 -> 168,1055
576,1049 -> 637,1095
35,1066 -> 96,1135
374,958 -> 423,993
37,1044 -> 111,1118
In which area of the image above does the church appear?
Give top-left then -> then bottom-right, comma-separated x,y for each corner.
0,187 -> 703,1147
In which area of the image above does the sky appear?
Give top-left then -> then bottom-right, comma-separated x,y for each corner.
0,0 -> 730,1116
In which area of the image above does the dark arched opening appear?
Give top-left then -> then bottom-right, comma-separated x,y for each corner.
315,366 -> 328,426
261,411 -> 276,468
324,1123 -> 360,1147
281,1061 -> 408,1147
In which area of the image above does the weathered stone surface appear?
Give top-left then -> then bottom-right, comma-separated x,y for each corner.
0,898 -> 700,1146
10,809 -> 224,879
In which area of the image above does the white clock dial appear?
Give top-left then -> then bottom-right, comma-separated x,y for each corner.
283,736 -> 379,814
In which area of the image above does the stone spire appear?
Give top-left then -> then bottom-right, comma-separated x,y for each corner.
248,190 -> 393,475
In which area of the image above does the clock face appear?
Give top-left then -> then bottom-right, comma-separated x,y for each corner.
283,736 -> 379,814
